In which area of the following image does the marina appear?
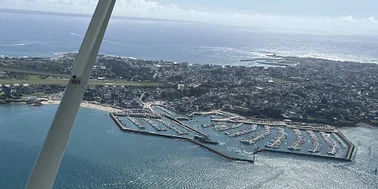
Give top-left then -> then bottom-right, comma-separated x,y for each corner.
110,106 -> 355,162
109,113 -> 255,163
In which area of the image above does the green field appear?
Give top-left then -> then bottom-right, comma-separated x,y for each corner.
0,75 -> 162,87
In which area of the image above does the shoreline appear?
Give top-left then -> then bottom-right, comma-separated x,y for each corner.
41,100 -> 120,113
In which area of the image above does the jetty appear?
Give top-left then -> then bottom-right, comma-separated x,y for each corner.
258,148 -> 352,162
337,131 -> 355,160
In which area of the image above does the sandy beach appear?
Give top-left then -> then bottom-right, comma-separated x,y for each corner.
41,100 -> 121,113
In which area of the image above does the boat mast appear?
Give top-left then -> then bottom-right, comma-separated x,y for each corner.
25,1 -> 116,188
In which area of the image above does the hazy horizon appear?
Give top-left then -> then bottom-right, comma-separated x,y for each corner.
2,0 -> 378,35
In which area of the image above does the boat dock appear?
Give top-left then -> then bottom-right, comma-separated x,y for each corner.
332,133 -> 347,148
320,132 -> 338,155
288,129 -> 305,151
211,119 -> 336,132
162,114 -> 209,138
307,130 -> 322,153
128,117 -> 146,129
143,118 -> 167,131
109,113 -> 254,163
225,125 -> 257,137
155,106 -> 177,117
115,108 -> 161,119
156,119 -> 187,135
265,127 -> 287,149
214,123 -> 243,132
240,125 -> 272,145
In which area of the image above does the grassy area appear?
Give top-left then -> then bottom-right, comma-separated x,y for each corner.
0,67 -> 69,77
0,75 -> 162,87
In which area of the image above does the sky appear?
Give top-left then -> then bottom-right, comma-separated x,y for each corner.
2,0 -> 378,34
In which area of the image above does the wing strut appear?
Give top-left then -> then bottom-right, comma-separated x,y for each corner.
25,1 -> 116,188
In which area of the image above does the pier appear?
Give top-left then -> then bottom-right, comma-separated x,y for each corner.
115,108 -> 161,119
307,130 -> 322,153
109,113 -> 254,163
162,114 -> 209,138
288,129 -> 305,151
155,106 -> 177,117
128,117 -> 145,129
156,119 -> 187,135
240,125 -> 272,145
265,127 -> 287,149
225,125 -> 258,137
214,123 -> 243,132
211,119 -> 336,132
332,133 -> 347,148
143,118 -> 167,131
320,132 -> 338,156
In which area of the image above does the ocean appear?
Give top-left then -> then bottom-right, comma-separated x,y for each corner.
0,105 -> 377,189
0,11 -> 378,188
2,12 -> 378,64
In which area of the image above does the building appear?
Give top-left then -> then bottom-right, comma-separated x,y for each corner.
178,84 -> 185,90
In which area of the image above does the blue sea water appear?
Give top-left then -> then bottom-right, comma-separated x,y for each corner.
0,105 -> 377,189
1,12 -> 378,188
2,12 -> 378,64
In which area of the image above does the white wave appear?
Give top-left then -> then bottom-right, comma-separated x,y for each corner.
70,32 -> 121,45
0,42 -> 27,47
70,32 -> 84,37
103,39 -> 121,45
54,51 -> 78,57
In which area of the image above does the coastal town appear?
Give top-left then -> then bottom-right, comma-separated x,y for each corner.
0,53 -> 365,161
1,53 -> 378,127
